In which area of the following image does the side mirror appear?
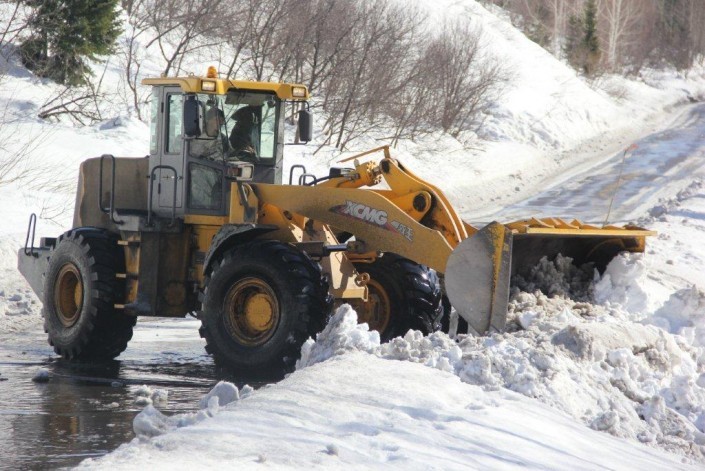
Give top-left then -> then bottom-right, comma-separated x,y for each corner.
298,109 -> 313,143
183,96 -> 201,138
204,105 -> 222,138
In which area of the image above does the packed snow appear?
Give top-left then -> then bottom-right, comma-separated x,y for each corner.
1,0 -> 705,468
79,303 -> 699,470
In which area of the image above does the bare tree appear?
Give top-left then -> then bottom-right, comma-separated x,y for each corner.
0,64 -> 49,188
143,0 -> 225,77
547,0 -> 571,57
598,0 -> 640,71
115,0 -> 154,119
0,1 -> 30,60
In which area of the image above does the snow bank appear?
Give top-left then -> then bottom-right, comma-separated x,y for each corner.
293,253 -> 705,462
80,353 -> 694,470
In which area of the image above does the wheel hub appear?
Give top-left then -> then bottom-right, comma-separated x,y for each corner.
224,277 -> 280,346
356,279 -> 391,333
54,263 -> 83,327
244,293 -> 274,332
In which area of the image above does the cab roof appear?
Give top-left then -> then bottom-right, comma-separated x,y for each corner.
141,76 -> 309,100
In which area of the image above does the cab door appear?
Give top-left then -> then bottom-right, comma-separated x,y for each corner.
158,88 -> 185,211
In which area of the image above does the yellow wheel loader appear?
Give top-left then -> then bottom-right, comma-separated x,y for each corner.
18,69 -> 654,375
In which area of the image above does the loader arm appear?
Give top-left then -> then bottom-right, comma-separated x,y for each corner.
252,183 -> 455,273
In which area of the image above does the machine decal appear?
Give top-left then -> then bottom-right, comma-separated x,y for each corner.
390,221 -> 414,242
330,201 -> 414,241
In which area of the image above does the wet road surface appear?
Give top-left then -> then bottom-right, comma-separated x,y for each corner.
0,318 -> 256,469
474,103 -> 705,224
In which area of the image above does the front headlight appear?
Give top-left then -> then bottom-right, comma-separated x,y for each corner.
291,86 -> 307,98
226,162 -> 254,181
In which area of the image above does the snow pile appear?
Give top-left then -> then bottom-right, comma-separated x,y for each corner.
512,254 -> 595,300
31,368 -> 50,383
295,254 -> 705,462
133,385 -> 169,407
296,304 -> 380,369
647,287 -> 705,348
640,179 -> 704,225
132,381 -> 252,439
593,253 -> 651,315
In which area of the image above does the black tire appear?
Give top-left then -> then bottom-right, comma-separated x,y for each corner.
199,240 -> 332,376
440,294 -> 469,335
43,229 -> 135,360
353,253 -> 443,341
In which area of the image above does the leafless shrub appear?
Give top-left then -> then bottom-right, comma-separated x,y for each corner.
0,121 -> 45,187
0,72 -> 52,188
0,2 -> 30,59
422,21 -> 510,138
37,66 -> 109,125
312,0 -> 424,150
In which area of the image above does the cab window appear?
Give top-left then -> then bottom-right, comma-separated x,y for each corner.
149,94 -> 159,154
188,163 -> 222,210
166,94 -> 183,154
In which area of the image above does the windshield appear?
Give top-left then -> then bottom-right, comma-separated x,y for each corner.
189,91 -> 278,163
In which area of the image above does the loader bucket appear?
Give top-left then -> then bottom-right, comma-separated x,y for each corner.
445,222 -> 513,335
445,218 -> 654,335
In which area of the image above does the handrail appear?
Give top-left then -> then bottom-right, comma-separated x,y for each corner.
288,164 -> 307,185
24,213 -> 37,257
147,165 -> 178,226
298,173 -> 317,185
98,154 -> 124,225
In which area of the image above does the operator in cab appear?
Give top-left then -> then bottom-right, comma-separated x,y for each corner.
190,104 -> 230,160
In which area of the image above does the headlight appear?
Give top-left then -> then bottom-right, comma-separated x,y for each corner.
291,86 -> 307,98
202,80 -> 216,92
226,162 -> 254,181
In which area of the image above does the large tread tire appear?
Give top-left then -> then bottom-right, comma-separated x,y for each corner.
353,253 -> 443,341
43,228 -> 135,360
199,240 -> 332,377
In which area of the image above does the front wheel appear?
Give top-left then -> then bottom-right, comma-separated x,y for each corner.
352,253 -> 443,341
199,240 -> 332,376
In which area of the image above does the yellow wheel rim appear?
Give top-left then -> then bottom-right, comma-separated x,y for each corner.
356,278 -> 391,334
54,263 -> 83,327
224,277 -> 280,346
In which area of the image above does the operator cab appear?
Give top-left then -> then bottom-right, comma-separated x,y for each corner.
143,68 -> 312,220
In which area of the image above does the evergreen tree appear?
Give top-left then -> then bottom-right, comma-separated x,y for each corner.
564,0 -> 601,76
20,0 -> 121,86
582,0 -> 600,75
564,13 -> 582,65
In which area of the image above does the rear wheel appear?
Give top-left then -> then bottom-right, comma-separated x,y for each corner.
352,253 -> 443,341
199,240 -> 332,376
43,229 -> 134,360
